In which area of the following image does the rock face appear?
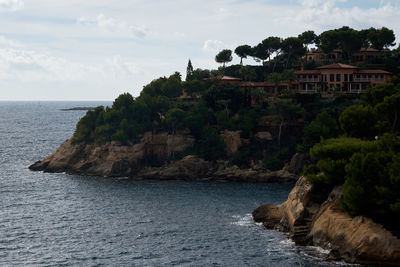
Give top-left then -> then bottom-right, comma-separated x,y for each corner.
285,153 -> 310,175
29,131 -> 195,177
219,130 -> 242,156
30,131 -> 298,182
136,156 -> 297,182
253,176 -> 400,266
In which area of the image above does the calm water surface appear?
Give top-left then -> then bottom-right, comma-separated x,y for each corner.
0,102 -> 351,266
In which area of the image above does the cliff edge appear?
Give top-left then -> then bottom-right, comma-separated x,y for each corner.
29,131 -> 298,182
253,176 -> 400,266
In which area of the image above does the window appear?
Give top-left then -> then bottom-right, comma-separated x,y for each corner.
344,74 -> 348,82
362,84 -> 367,90
336,74 -> 341,81
308,74 -> 312,79
330,74 -> 334,82
356,74 -> 360,79
349,74 -> 353,82
368,74 -> 372,79
314,74 -> 318,79
303,75 -> 306,79
308,84 -> 313,90
330,84 -> 334,88
336,84 -> 341,89
375,74 -> 379,79
380,74 -> 384,79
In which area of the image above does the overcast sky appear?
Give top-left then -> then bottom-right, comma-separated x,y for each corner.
0,0 -> 399,100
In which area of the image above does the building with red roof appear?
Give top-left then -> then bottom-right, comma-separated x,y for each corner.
295,63 -> 392,93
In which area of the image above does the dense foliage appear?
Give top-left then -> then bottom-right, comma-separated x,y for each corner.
304,80 -> 400,230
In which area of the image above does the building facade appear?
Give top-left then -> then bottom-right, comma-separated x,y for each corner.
295,63 -> 392,94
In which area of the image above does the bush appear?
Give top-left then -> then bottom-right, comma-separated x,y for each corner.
341,135 -> 400,229
306,137 -> 374,186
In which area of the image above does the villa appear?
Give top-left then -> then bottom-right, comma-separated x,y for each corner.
294,63 -> 392,94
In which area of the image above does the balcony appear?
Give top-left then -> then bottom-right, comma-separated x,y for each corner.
298,78 -> 320,82
353,78 -> 385,82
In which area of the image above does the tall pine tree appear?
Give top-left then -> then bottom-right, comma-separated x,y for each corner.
186,59 -> 194,81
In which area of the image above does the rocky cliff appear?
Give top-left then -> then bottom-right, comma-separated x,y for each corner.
29,131 -> 195,177
253,176 -> 400,266
29,130 -> 298,182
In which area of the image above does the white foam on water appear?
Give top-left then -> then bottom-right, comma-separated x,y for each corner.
231,213 -> 253,226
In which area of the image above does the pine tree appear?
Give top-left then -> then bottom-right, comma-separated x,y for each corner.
186,59 -> 194,81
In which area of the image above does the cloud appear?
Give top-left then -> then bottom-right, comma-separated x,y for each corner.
0,35 -> 23,47
77,13 -> 149,38
107,55 -> 142,76
202,40 -> 226,52
0,48 -> 94,81
0,0 -> 23,11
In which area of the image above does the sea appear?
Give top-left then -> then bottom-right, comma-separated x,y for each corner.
0,101 -> 354,266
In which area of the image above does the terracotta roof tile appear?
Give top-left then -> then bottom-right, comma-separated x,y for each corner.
317,63 -> 359,69
357,69 -> 392,74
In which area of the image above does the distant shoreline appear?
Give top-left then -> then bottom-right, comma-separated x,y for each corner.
60,107 -> 95,111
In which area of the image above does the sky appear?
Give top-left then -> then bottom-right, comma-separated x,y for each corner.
0,0 -> 400,100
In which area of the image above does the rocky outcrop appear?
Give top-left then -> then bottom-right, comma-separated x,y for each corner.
30,131 -> 298,182
29,131 -> 195,177
136,155 -> 298,182
253,176 -> 400,266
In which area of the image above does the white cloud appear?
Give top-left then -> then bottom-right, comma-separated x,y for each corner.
202,40 -> 226,52
0,35 -> 23,47
77,13 -> 149,38
107,55 -> 142,76
0,0 -> 23,11
0,48 -> 91,81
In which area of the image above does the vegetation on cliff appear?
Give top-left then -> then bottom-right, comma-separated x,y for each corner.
304,79 -> 400,231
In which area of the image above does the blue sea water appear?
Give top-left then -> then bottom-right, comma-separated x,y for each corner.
0,101 -> 352,266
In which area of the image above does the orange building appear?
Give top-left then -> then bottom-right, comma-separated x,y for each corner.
295,63 -> 392,93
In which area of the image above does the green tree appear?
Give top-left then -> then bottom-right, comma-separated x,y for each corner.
264,36 -> 282,72
161,74 -> 183,98
298,30 -> 316,50
234,45 -> 252,65
339,104 -> 377,139
281,37 -> 306,68
251,42 -> 269,65
196,125 -> 226,161
183,80 -> 206,96
165,108 -> 186,159
376,93 -> 400,133
368,27 -> 396,51
72,106 -> 105,143
341,135 -> 400,229
215,49 -> 233,68
272,99 -> 305,146
186,59 -> 194,81
300,111 -> 340,151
